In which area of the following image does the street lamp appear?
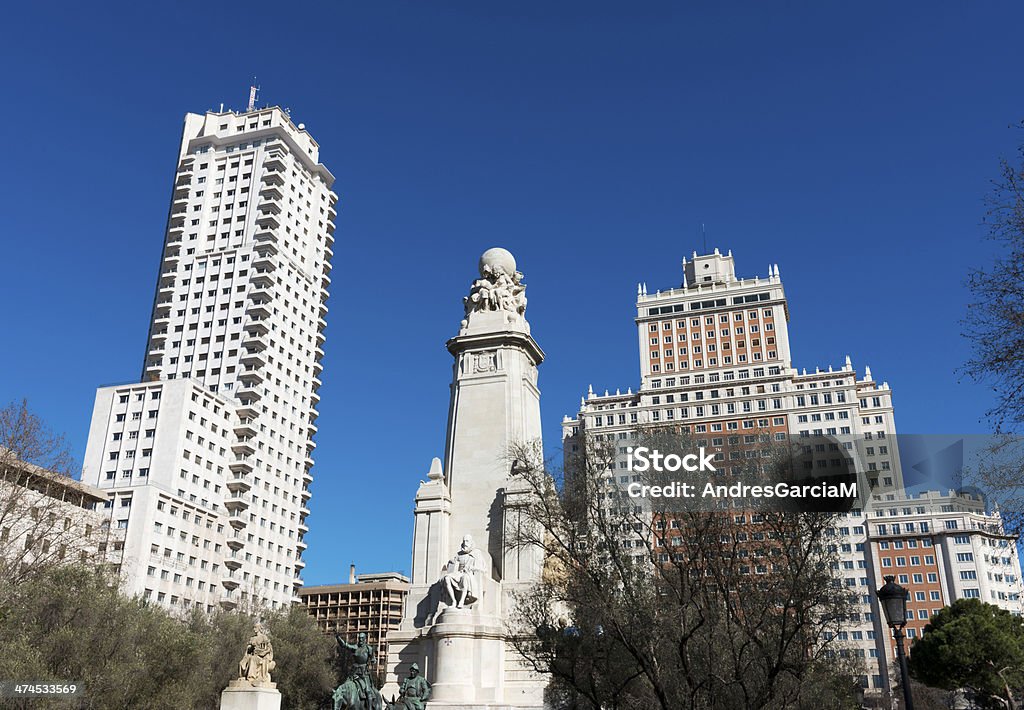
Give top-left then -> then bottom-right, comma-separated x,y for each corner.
877,575 -> 914,710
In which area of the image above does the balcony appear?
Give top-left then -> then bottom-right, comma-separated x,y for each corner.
240,350 -> 267,368
239,368 -> 265,387
253,231 -> 279,255
263,153 -> 285,171
258,199 -> 281,215
312,375 -> 322,389
316,331 -> 326,346
262,169 -> 284,186
236,383 -> 262,401
298,518 -> 309,534
252,254 -> 276,272
313,361 -> 323,375
227,473 -> 252,492
304,454 -> 314,468
229,456 -> 254,474
225,554 -> 242,571
231,437 -> 256,455
300,504 -> 311,517
236,401 -> 260,419
228,511 -> 248,530
252,269 -> 275,288
265,139 -> 286,152
300,487 -> 311,501
260,184 -> 283,201
219,593 -> 238,611
315,346 -> 325,362
226,532 -> 246,551
309,404 -> 320,419
234,418 -> 258,438
321,273 -> 331,289
222,571 -> 241,590
245,318 -> 270,335
292,577 -> 304,588
256,212 -> 280,230
246,301 -> 271,319
171,197 -> 188,215
302,469 -> 313,484
297,537 -> 308,551
224,492 -> 251,511
242,332 -> 268,351
295,558 -> 306,570
308,422 -> 318,436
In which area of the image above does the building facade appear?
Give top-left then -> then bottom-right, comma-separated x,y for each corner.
0,454 -> 110,580
81,105 -> 337,613
560,249 -> 1021,700
300,569 -> 410,670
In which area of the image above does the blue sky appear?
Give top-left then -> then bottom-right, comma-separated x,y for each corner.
0,1 -> 1021,583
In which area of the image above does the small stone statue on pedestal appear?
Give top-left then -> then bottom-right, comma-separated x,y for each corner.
221,621 -> 281,710
238,621 -> 276,685
441,534 -> 483,610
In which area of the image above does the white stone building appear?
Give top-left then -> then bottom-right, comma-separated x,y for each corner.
81,105 -> 337,612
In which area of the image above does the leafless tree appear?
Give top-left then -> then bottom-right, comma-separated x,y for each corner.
504,429 -> 863,710
963,122 -> 1024,434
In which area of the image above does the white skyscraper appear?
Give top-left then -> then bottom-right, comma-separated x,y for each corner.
82,104 -> 337,612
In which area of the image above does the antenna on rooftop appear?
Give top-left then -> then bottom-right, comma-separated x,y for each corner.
247,80 -> 260,112
701,223 -> 707,254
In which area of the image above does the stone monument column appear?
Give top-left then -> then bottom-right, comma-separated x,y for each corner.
383,248 -> 547,708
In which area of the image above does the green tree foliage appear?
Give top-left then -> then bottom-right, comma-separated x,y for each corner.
0,565 -> 339,710
909,598 -> 1024,708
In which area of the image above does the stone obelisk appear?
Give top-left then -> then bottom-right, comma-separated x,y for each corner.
383,248 -> 547,709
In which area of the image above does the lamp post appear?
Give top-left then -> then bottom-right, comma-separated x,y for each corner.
877,575 -> 914,710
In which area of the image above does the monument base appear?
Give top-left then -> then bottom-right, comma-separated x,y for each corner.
220,681 -> 281,710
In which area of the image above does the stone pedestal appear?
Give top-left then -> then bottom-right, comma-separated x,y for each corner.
220,681 -> 281,710
429,608 -> 506,703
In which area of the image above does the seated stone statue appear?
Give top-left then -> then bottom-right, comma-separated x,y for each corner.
441,534 -> 483,609
238,621 -> 275,685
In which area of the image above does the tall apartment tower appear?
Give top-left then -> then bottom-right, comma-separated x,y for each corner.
561,249 -> 902,695
82,106 -> 337,613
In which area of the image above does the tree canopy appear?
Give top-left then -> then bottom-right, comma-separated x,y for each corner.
0,565 -> 338,710
909,598 -> 1024,708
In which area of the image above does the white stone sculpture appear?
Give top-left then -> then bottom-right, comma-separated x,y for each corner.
463,247 -> 527,322
441,534 -> 483,609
